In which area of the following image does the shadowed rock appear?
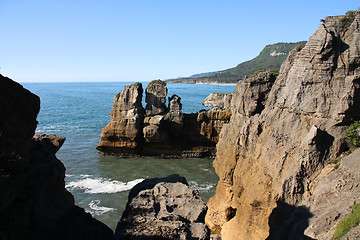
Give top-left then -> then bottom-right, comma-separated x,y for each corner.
0,74 -> 113,240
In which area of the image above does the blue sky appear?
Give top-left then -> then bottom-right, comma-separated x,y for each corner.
0,0 -> 359,82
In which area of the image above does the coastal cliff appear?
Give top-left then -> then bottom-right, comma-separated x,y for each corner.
97,80 -> 231,157
0,74 -> 113,239
206,14 -> 360,239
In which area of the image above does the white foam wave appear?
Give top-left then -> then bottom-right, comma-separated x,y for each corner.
189,181 -> 216,192
66,175 -> 144,194
87,200 -> 115,215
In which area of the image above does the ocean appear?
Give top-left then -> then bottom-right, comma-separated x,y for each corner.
22,82 -> 236,230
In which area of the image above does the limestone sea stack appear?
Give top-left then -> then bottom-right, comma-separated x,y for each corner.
97,80 -> 232,157
205,14 -> 360,239
97,82 -> 145,155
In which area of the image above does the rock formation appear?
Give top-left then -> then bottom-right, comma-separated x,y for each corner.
97,82 -> 144,155
97,80 -> 232,157
206,14 -> 360,239
203,93 -> 232,110
0,74 -> 113,240
113,174 -> 210,240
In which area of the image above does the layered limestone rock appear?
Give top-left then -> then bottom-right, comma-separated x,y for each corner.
274,148 -> 360,239
145,79 -> 168,116
98,80 -> 231,157
114,174 -> 210,240
203,93 -> 232,110
97,82 -> 144,155
206,14 -> 360,239
0,74 -> 113,239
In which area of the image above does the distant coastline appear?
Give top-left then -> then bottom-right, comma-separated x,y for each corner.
167,81 -> 237,86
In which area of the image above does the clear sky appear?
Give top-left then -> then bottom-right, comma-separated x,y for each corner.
0,0 -> 359,82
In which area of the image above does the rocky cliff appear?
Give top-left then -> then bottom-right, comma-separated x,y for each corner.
0,74 -> 113,240
206,14 -> 360,239
97,80 -> 231,157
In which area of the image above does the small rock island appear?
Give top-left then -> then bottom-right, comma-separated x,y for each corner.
97,79 -> 231,157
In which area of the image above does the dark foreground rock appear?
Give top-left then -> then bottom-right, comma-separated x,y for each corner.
97,80 -> 231,157
0,74 -> 113,240
114,174 -> 210,240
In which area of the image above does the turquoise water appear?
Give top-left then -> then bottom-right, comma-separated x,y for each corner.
22,82 -> 236,230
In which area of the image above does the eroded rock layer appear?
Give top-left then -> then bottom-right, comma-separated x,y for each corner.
97,80 -> 232,157
206,15 -> 360,240
97,82 -> 145,155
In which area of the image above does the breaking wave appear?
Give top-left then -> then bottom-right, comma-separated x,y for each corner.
87,200 -> 115,215
66,175 -> 144,194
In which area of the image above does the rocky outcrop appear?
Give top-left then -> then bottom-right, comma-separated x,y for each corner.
0,74 -> 113,240
203,93 -> 232,110
274,148 -> 360,240
206,14 -> 360,239
97,80 -> 231,157
113,174 -> 210,240
145,80 -> 168,116
97,82 -> 144,155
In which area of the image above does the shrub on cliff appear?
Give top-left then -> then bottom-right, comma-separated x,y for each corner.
345,120 -> 360,149
339,9 -> 360,30
333,203 -> 360,240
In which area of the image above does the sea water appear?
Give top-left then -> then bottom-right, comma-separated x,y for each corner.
22,82 -> 236,230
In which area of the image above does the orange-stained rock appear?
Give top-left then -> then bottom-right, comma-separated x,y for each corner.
206,14 -> 360,240
97,82 -> 144,155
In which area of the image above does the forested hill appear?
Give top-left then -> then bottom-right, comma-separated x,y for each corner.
166,41 -> 306,84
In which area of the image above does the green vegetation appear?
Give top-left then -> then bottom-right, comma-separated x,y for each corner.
215,92 -> 231,95
166,41 -> 306,84
345,120 -> 360,150
333,204 -> 360,240
295,44 -> 304,52
339,9 -> 359,30
149,79 -> 166,86
254,70 -> 265,76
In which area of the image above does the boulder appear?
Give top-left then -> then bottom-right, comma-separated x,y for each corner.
114,174 -> 210,240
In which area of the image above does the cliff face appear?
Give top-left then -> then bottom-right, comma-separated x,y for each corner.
0,74 -> 112,240
206,14 -> 360,240
97,80 -> 231,157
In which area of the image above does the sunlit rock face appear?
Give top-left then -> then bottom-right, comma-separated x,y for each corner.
97,80 -> 232,157
97,82 -> 145,155
206,14 -> 360,240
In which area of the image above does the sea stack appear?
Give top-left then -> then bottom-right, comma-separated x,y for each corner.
97,82 -> 145,155
97,80 -> 232,157
205,14 -> 360,239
